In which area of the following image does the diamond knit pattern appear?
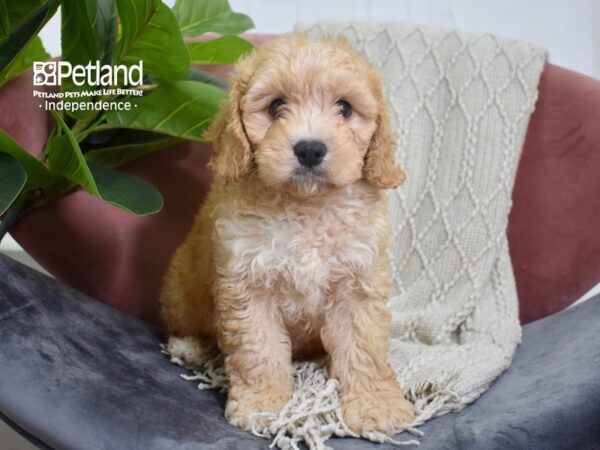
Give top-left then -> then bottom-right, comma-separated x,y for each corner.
303,22 -> 547,422
180,23 -> 547,449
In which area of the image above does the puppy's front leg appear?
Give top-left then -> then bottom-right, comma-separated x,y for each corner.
321,276 -> 414,434
217,288 -> 293,430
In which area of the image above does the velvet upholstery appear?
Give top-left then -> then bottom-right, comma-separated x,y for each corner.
1,254 -> 599,450
0,37 -> 599,324
508,65 -> 600,323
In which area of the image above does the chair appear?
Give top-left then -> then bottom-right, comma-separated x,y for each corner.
1,52 -> 599,448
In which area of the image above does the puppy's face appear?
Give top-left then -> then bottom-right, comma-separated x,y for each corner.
242,38 -> 380,193
208,35 -> 405,193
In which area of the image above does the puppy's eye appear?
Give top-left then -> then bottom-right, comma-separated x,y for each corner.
336,99 -> 352,118
268,98 -> 285,118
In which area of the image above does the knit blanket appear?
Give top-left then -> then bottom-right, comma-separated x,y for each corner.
167,22 -> 546,450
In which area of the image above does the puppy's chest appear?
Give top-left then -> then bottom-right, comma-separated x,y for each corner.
214,201 -> 381,297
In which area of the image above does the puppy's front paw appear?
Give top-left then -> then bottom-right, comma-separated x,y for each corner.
167,336 -> 217,367
225,387 -> 291,431
342,380 -> 414,434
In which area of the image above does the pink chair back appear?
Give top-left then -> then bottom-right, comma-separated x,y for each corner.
1,36 -> 598,324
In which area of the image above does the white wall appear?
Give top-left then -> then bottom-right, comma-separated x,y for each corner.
230,0 -> 600,78
35,0 -> 600,79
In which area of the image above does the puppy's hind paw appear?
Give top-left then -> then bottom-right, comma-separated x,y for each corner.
167,336 -> 217,367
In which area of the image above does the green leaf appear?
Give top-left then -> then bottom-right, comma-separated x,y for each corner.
104,81 -> 226,140
61,0 -> 116,118
0,153 -> 27,215
47,111 -> 100,196
87,160 -> 163,215
0,0 -> 44,37
61,0 -> 115,70
0,129 -> 52,188
114,0 -> 189,80
147,66 -> 228,89
184,67 -> 228,89
0,36 -> 49,86
84,131 -> 175,168
0,0 -> 58,74
173,0 -> 254,37
48,112 -> 162,215
187,35 -> 253,64
61,0 -> 97,67
0,0 -> 8,38
95,0 -> 117,65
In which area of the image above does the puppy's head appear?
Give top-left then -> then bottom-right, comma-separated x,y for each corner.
207,34 -> 405,194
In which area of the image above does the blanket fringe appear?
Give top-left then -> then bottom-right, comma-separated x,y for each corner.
156,18 -> 545,450
162,344 -> 423,449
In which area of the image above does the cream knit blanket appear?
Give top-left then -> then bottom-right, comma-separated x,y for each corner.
168,22 -> 546,450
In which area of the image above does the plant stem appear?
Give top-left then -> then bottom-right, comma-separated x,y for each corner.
71,111 -> 103,137
71,93 -> 119,139
78,123 -> 116,139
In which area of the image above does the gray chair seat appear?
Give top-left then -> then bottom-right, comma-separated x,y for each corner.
0,254 -> 599,450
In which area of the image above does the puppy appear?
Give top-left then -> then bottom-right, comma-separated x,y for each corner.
160,34 -> 414,434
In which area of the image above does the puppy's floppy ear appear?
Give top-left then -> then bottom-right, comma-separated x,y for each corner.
363,89 -> 406,189
206,57 -> 254,184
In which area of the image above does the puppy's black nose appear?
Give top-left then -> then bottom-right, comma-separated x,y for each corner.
293,140 -> 327,168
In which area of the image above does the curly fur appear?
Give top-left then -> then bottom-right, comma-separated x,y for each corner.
160,34 -> 413,434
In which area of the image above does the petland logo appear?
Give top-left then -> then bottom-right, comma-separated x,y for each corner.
33,61 -> 144,87
32,61 -> 144,112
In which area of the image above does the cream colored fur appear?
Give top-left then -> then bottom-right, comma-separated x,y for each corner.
160,34 -> 413,434
165,22 -> 547,450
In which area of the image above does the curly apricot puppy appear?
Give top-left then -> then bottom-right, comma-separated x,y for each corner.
160,34 -> 414,434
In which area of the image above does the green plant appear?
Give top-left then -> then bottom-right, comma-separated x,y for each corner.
0,0 -> 254,241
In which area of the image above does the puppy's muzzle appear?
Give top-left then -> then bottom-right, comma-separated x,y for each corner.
293,140 -> 327,168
